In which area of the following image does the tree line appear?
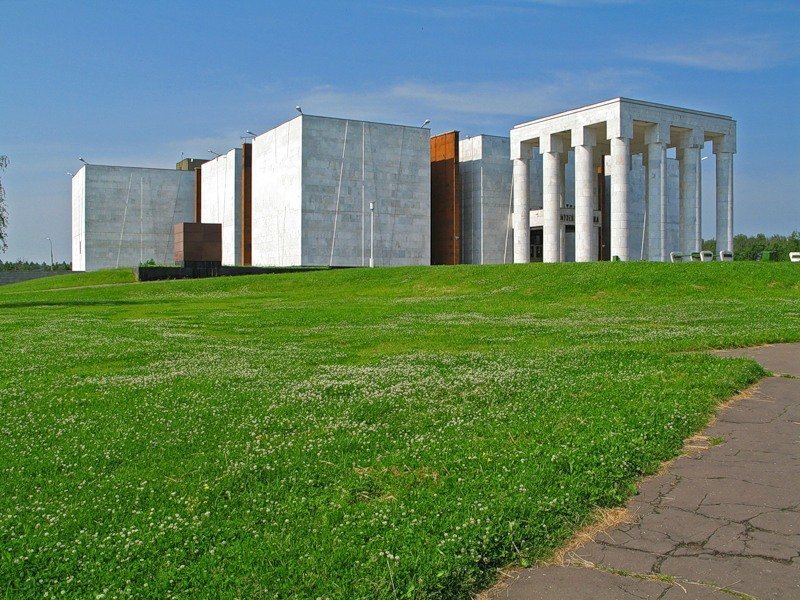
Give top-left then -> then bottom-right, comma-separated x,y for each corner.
0,260 -> 71,271
703,232 -> 800,260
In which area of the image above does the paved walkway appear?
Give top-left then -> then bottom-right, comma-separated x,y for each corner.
486,344 -> 799,600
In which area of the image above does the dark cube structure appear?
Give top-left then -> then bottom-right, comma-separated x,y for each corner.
174,222 -> 222,268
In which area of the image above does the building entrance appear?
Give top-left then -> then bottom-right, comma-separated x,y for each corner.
530,227 -> 543,262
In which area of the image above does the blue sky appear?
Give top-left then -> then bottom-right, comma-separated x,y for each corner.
1,0 -> 798,262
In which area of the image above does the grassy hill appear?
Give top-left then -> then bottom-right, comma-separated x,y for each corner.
1,263 -> 798,598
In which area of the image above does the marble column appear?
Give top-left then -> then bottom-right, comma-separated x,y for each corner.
512,155 -> 530,263
695,149 -> 702,253
542,140 -> 562,263
677,138 -> 701,255
609,136 -> 631,261
558,153 -> 568,262
645,141 -> 667,261
715,150 -> 734,253
573,127 -> 597,262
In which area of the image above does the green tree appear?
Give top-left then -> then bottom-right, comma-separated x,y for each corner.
0,155 -> 7,253
705,232 -> 800,260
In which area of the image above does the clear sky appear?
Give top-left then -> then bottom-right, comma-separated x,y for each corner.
1,0 -> 798,263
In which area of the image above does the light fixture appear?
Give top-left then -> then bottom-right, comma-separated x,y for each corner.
45,237 -> 54,270
421,119 -> 430,128
208,150 -> 222,157
369,201 -> 375,268
66,171 -> 73,176
246,130 -> 257,137
295,106 -> 303,115
78,157 -> 89,165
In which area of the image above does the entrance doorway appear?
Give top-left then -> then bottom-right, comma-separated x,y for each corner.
530,227 -> 543,262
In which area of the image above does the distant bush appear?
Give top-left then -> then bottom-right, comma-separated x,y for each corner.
0,259 -> 71,271
703,231 -> 800,260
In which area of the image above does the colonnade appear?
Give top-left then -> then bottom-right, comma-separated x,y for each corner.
510,99 -> 736,263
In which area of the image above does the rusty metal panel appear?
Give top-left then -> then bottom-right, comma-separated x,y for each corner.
430,131 -> 461,265
174,222 -> 222,263
241,143 -> 253,266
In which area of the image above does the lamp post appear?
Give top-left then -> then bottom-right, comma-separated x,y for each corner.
369,201 -> 375,268
45,237 -> 54,270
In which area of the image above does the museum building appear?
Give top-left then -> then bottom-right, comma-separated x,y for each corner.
71,98 -> 736,271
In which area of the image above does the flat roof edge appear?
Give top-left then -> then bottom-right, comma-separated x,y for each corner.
514,97 -> 733,129
254,114 -> 431,139
80,164 -> 197,173
618,97 -> 733,120
460,133 -> 510,141
302,113 -> 433,130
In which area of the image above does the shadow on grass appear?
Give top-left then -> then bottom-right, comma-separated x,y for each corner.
0,299 -> 151,309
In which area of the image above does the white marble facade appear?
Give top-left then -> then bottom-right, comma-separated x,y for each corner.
510,98 -> 736,262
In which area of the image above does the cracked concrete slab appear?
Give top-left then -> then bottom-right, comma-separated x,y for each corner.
573,541 -> 662,574
487,565 -> 672,599
484,344 -> 799,600
713,344 -> 800,377
660,554 -> 797,599
750,510 -> 799,535
659,584 -> 735,600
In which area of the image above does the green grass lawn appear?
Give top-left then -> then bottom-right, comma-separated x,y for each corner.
0,263 -> 797,599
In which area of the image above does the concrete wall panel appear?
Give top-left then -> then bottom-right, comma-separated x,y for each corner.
72,165 -> 194,271
201,149 -> 242,265
251,118 -> 303,266
251,115 -> 430,267
71,168 -> 86,271
459,135 -> 514,264
301,116 -> 430,267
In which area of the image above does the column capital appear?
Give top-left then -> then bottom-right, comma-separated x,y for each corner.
571,126 -> 597,148
712,134 -> 736,155
539,133 -> 564,155
607,115 -> 633,140
510,141 -> 533,161
644,122 -> 670,146
674,128 -> 705,150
